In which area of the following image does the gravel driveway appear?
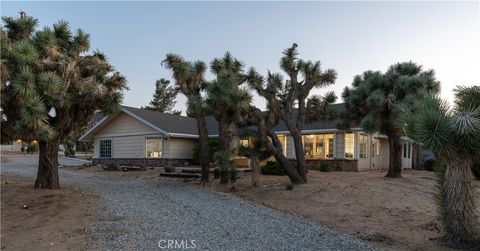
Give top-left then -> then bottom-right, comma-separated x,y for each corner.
2,156 -> 377,251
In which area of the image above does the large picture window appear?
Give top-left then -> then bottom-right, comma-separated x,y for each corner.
99,139 -> 112,158
359,134 -> 367,159
146,137 -> 162,158
302,133 -> 334,159
344,133 -> 355,159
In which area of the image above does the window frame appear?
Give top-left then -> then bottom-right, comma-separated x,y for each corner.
302,133 -> 334,159
145,137 -> 162,158
99,138 -> 112,158
344,133 -> 355,159
359,134 -> 368,159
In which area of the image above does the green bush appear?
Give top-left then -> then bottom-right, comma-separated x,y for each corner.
64,143 -> 75,157
261,161 -> 287,176
285,183 -> 294,190
319,161 -> 330,172
227,166 -> 239,183
26,143 -> 39,153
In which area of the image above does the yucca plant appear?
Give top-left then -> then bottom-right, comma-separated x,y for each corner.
163,54 -> 210,182
1,14 -> 126,188
404,87 -> 480,247
342,62 -> 440,178
206,52 -> 252,184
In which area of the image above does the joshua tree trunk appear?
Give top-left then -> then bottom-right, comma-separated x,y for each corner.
250,155 -> 260,187
196,117 -> 210,182
267,131 -> 306,184
218,120 -> 238,184
442,157 -> 477,247
385,132 -> 402,178
35,139 -> 60,189
291,131 -> 307,181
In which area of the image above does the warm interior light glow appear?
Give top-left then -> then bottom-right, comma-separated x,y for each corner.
16,139 -> 22,144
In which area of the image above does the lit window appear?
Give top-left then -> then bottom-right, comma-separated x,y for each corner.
146,137 -> 162,158
302,133 -> 334,159
372,138 -> 380,156
276,134 -> 287,156
239,138 -> 250,147
344,133 -> 355,159
325,134 -> 334,158
99,139 -> 112,158
359,134 -> 367,159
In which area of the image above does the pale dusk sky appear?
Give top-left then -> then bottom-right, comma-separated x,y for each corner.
2,1 -> 479,113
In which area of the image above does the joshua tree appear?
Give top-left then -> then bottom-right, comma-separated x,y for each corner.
0,14 -> 127,188
206,52 -> 251,184
342,62 -> 440,178
163,54 -> 210,182
142,78 -> 181,115
237,137 -> 271,187
404,87 -> 480,247
247,43 -> 337,183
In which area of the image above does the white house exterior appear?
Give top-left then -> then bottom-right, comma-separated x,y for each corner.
80,105 -> 415,171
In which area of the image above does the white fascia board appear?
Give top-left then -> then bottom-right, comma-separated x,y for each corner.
168,133 -> 199,139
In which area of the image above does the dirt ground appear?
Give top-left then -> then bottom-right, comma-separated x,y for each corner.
201,169 -> 480,251
0,174 -> 96,251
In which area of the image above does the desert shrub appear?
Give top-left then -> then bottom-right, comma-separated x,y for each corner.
424,159 -> 437,171
319,161 -> 330,172
227,166 -> 239,183
285,183 -> 294,190
261,161 -> 286,176
64,143 -> 75,157
192,138 -> 219,164
26,143 -> 38,153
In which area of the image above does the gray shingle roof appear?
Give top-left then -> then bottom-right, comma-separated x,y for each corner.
121,106 -> 219,136
80,104 -> 356,141
122,103 -> 351,136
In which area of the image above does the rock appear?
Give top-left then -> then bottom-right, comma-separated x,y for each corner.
23,204 -> 30,209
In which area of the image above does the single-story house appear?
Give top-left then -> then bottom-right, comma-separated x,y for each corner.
79,105 -> 416,171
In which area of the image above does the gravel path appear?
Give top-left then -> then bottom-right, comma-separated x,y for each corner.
2,156 -> 377,251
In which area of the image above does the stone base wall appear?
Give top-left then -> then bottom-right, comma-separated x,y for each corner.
290,159 -> 358,172
92,158 -> 193,167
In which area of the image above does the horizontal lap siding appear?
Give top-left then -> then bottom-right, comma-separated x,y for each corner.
113,136 -> 146,158
93,112 -> 161,158
163,138 -> 196,159
375,138 -> 390,169
94,135 -> 163,158
95,113 -> 159,137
